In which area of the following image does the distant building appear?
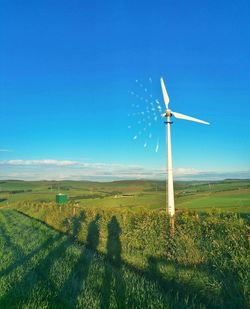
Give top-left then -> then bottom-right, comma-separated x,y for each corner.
56,193 -> 68,204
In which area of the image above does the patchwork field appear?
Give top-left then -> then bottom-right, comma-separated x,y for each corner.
0,179 -> 250,213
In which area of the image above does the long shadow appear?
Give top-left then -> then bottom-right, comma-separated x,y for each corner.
0,231 -> 62,278
0,210 -> 54,244
0,209 -> 61,256
0,235 -> 71,307
72,210 -> 86,239
0,210 -> 30,234
0,212 -> 46,273
100,216 -> 126,309
7,209 -> 247,307
14,209 -> 70,236
55,214 -> 100,308
0,224 -> 26,259
63,210 -> 86,240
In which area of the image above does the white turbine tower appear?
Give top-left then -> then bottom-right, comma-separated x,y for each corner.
160,77 -> 210,217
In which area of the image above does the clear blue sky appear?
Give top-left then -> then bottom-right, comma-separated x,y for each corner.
0,0 -> 249,180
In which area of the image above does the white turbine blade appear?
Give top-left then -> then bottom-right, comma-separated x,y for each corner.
171,111 -> 210,125
155,140 -> 159,153
160,77 -> 170,108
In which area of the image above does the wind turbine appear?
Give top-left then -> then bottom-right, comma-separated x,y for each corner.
160,77 -> 210,217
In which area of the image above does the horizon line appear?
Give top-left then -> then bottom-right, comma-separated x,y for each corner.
1,178 -> 249,183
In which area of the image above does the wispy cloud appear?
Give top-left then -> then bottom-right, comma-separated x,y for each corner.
0,159 -> 249,181
2,159 -> 77,166
0,149 -> 12,152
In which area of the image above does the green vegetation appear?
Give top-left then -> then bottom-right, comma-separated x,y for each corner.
0,179 -> 250,213
2,208 -> 194,308
0,179 -> 249,307
0,209 -> 181,308
1,203 -> 249,308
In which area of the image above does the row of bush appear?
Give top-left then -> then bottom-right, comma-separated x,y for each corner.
10,201 -> 250,308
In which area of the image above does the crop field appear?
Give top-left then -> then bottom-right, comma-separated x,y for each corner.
1,209 -> 188,308
0,179 -> 250,308
0,179 -> 250,213
0,204 -> 249,308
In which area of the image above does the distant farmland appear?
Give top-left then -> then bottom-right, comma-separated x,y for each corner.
0,179 -> 250,213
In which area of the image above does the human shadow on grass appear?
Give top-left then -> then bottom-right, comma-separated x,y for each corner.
55,214 -> 100,308
4,210 -> 245,308
0,211 -> 99,308
0,223 -> 62,278
0,221 -> 26,259
0,210 -> 39,235
100,216 -> 126,309
0,235 -> 71,307
1,210 -> 56,243
63,210 -> 86,240
0,211 -> 56,270
15,209 -> 71,235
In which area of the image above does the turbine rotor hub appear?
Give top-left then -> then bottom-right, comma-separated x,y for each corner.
165,109 -> 172,117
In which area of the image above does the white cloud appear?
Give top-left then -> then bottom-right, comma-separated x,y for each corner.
0,159 -> 249,181
1,159 -> 77,166
174,168 -> 200,175
0,149 -> 11,152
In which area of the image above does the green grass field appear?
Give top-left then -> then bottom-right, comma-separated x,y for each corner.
0,209 -> 166,308
0,209 -> 218,308
1,179 -> 250,213
1,208 -> 249,308
0,179 -> 249,308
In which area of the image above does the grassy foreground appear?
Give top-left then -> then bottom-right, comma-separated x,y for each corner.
0,209 -> 189,308
2,203 -> 250,308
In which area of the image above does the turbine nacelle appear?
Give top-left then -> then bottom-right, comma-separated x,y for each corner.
160,78 -> 210,126
161,109 -> 172,118
165,109 -> 172,117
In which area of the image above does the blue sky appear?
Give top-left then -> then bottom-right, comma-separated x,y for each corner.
0,0 -> 249,180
